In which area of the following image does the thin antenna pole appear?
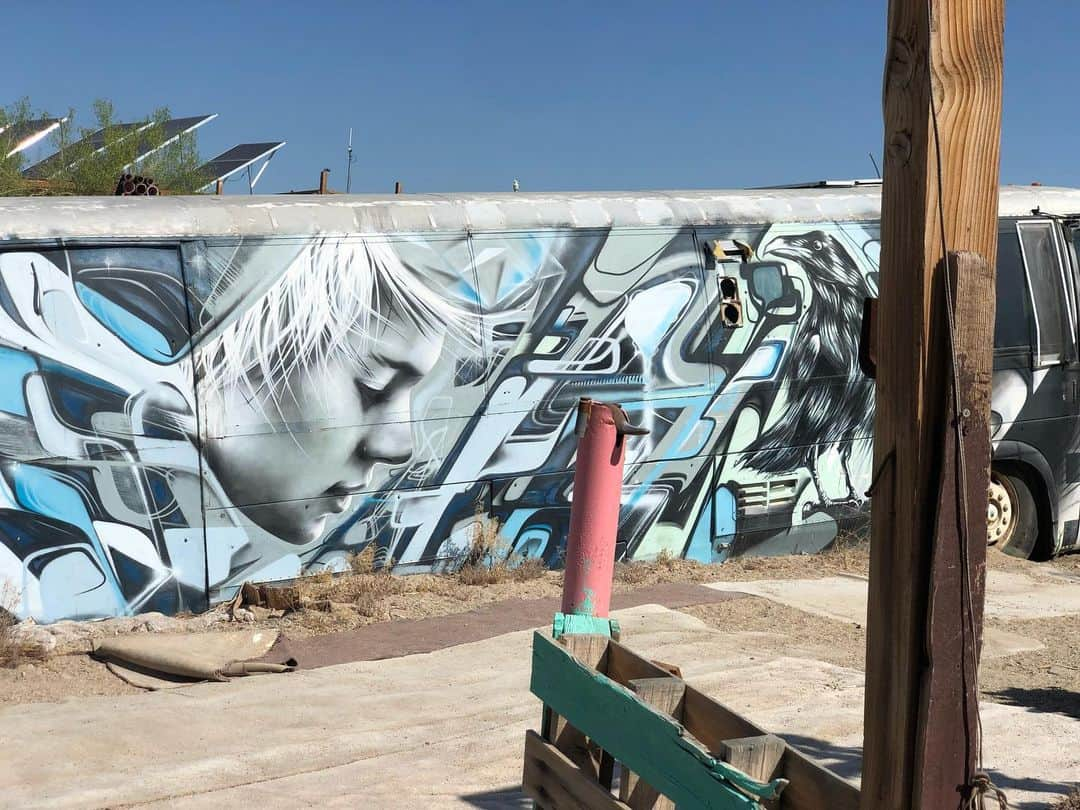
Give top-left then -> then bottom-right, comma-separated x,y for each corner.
869,151 -> 882,179
346,128 -> 354,194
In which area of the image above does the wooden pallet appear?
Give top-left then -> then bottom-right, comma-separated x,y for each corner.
522,632 -> 859,810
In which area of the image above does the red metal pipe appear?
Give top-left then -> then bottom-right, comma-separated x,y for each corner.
560,398 -> 646,619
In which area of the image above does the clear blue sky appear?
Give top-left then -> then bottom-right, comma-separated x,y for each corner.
5,1 -> 1075,194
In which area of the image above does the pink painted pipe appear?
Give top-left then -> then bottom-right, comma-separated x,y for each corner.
561,398 -> 647,618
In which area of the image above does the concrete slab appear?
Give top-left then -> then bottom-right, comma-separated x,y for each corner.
984,569 -> 1080,619
707,575 -> 869,623
1,605 -> 1075,809
705,572 -> 1060,658
708,570 -> 1080,623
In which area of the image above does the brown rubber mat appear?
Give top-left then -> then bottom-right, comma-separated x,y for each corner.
260,582 -> 746,670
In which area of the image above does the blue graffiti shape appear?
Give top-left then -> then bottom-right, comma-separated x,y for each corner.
37,357 -> 127,431
0,347 -> 38,416
11,463 -> 126,614
70,248 -> 192,362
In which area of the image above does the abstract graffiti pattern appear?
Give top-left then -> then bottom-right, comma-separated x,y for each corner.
0,221 -> 881,621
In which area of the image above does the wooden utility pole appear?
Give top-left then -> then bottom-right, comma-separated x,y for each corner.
861,2 -> 1004,809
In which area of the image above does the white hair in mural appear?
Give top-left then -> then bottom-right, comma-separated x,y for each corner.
198,237 -> 480,422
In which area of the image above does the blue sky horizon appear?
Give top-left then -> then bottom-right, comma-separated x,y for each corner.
5,2 -> 1074,195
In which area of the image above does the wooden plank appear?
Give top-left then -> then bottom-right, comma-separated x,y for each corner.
865,1 -> 1003,808
605,639 -> 687,687
649,659 -> 683,678
719,735 -> 786,810
681,683 -> 859,810
719,735 -> 785,783
915,252 -> 994,804
607,636 -> 856,810
543,634 -> 611,778
776,750 -> 860,810
620,678 -> 686,809
530,632 -> 776,810
522,729 -> 630,810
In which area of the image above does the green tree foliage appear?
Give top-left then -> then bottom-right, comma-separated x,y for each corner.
1,98 -> 210,196
0,98 -> 40,195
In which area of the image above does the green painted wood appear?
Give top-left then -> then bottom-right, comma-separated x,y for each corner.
552,612 -> 619,639
530,632 -> 786,809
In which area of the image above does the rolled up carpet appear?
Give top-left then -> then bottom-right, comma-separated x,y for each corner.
93,629 -> 295,690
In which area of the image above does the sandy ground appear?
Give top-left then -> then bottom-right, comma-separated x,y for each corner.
0,546 -> 872,706
1,603 -> 1075,809
3,544 -> 1078,708
1,544 -> 1077,808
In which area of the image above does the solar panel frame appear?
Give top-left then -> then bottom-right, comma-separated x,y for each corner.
0,117 -> 66,158
197,141 -> 286,188
125,114 -> 217,168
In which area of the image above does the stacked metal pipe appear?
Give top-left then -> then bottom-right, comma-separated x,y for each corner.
114,173 -> 160,196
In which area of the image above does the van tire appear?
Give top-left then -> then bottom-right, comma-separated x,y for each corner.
989,468 -> 1039,559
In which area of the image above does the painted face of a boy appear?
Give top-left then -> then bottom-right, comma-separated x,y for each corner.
204,320 -> 444,544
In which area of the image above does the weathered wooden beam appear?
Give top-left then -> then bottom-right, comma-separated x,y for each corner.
619,677 -> 686,809
718,735 -> 786,784
862,1 -> 1003,809
542,634 -> 610,777
719,735 -> 786,810
523,730 -> 630,810
530,632 -> 779,809
605,636 -> 859,810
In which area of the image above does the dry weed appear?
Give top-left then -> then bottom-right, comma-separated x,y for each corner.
511,557 -> 547,582
306,569 -> 333,586
454,510 -> 547,586
0,580 -> 47,669
348,544 -> 377,575
1052,789 -> 1080,810
614,548 -> 715,585
822,525 -> 871,572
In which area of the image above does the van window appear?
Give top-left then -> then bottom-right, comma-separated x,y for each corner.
1018,221 -> 1073,365
994,228 -> 1032,352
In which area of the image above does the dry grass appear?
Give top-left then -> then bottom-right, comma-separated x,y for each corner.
0,580 -> 47,669
453,511 -> 547,586
457,556 -> 547,586
297,549 -> 408,620
348,544 -> 378,575
1051,789 -> 1080,809
614,548 -> 715,585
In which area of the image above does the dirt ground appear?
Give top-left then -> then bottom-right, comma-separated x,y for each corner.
683,547 -> 1080,716
2,543 -> 1078,711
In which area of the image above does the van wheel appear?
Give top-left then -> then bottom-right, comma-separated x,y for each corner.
988,469 -> 1038,559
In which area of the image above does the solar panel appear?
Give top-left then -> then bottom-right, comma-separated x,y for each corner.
0,117 -> 66,158
22,122 -> 147,179
126,114 -> 217,167
197,141 -> 285,189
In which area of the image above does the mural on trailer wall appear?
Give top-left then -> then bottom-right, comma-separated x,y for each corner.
0,221 -> 880,621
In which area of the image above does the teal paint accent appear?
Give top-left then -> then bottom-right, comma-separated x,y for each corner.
712,485 -> 738,562
552,612 -> 616,639
530,632 -> 785,808
685,501 -> 714,563
75,282 -> 174,361
579,586 -> 595,616
0,347 -> 37,416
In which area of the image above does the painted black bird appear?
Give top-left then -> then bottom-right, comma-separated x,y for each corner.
740,230 -> 875,504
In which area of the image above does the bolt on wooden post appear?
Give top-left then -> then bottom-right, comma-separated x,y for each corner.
861,1 -> 1004,809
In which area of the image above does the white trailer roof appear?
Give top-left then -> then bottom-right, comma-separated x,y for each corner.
1,185 -> 1077,242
